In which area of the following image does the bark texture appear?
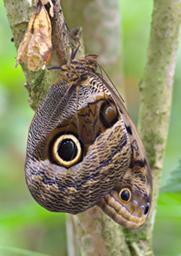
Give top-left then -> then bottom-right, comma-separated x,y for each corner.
3,0 -> 181,255
136,0 -> 181,254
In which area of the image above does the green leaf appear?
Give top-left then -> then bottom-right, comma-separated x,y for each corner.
0,202 -> 66,229
0,246 -> 49,256
157,193 -> 181,220
161,160 -> 181,192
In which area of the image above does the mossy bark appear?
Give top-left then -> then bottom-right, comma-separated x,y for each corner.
3,0 -> 181,255
135,1 -> 181,254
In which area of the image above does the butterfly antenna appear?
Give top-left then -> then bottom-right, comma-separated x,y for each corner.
71,43 -> 81,60
75,82 -> 81,141
97,63 -> 125,104
70,28 -> 82,61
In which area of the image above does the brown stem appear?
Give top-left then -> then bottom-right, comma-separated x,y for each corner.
126,1 -> 181,255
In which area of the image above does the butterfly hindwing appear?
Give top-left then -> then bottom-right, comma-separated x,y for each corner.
25,59 -> 132,214
95,71 -> 152,228
25,56 -> 152,228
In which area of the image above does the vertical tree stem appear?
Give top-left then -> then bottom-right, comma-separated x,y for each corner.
126,1 -> 181,255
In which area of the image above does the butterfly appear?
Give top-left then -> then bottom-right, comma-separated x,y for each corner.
25,55 -> 152,229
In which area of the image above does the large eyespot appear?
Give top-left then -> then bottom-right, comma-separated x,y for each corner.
52,134 -> 82,168
119,188 -> 131,203
100,101 -> 118,128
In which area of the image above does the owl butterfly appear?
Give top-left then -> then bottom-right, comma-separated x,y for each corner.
25,55 -> 152,229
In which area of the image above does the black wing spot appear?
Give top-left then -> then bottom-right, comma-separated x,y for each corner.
125,125 -> 133,135
129,159 -> 146,168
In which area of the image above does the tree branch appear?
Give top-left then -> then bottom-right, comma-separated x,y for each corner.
126,1 -> 181,255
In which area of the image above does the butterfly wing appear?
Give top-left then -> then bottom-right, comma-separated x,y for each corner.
25,71 -> 132,214
25,57 -> 152,228
96,73 -> 152,228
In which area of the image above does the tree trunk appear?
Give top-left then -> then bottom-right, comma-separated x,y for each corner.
3,0 -> 181,255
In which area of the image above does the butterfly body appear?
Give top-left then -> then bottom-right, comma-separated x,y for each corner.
25,56 -> 152,228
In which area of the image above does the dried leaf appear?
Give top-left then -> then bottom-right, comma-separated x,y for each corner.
16,5 -> 52,71
40,0 -> 54,17
40,0 -> 49,4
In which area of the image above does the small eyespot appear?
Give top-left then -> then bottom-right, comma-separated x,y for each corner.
100,101 -> 118,128
52,134 -> 82,168
144,202 -> 150,215
119,188 -> 131,203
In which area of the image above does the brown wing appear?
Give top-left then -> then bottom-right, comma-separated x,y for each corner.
25,70 -> 132,214
25,56 -> 152,228
95,72 -> 152,229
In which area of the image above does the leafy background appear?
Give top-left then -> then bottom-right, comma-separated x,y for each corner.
0,0 -> 181,255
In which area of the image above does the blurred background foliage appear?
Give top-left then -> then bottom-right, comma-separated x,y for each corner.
0,0 -> 181,255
